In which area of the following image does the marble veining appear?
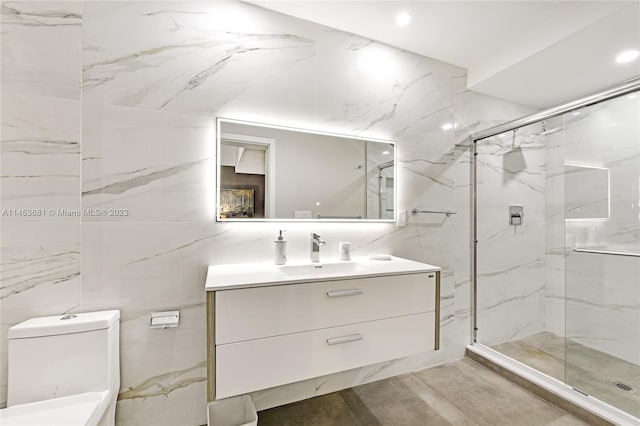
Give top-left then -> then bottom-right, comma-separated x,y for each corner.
83,158 -> 207,197
477,258 -> 544,278
1,2 -> 81,26
476,159 -> 545,194
1,138 -> 79,155
83,2 -> 316,114
476,121 -> 546,346
355,72 -> 435,133
403,163 -> 455,190
479,286 -> 545,313
118,361 -> 206,400
0,1 -> 541,424
0,222 -> 82,405
81,102 -> 214,222
1,92 -> 81,218
1,2 -> 82,99
551,94 -> 639,366
126,229 -> 232,265
316,29 -> 457,139
361,359 -> 402,384
0,250 -> 80,299
404,156 -> 452,167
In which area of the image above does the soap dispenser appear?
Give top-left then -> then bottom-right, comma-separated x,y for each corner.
274,230 -> 287,265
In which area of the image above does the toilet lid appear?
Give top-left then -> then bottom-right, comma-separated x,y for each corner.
0,392 -> 104,426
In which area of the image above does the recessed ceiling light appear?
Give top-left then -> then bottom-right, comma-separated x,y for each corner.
572,111 -> 581,116
441,123 -> 454,131
382,150 -> 390,155
615,49 -> 639,64
395,12 -> 411,26
629,93 -> 638,99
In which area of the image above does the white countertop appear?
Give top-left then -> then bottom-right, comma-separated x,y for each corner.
205,256 -> 440,291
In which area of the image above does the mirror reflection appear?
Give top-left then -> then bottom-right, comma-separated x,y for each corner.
217,118 -> 396,221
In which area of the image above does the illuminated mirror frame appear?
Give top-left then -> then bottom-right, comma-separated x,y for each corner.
216,118 -> 397,223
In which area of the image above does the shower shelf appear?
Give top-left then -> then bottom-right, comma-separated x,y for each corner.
573,248 -> 640,258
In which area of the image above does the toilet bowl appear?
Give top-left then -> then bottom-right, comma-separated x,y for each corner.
0,310 -> 120,426
0,392 -> 111,426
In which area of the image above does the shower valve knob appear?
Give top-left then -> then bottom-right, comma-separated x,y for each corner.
509,205 -> 524,226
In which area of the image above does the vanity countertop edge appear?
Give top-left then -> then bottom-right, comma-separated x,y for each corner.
205,256 -> 441,291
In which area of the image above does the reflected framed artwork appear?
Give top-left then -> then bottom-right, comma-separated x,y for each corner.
219,186 -> 258,219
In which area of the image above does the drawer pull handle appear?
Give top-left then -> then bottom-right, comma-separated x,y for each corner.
326,289 -> 363,298
327,334 -> 363,345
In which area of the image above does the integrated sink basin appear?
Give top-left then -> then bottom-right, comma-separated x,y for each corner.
279,261 -> 370,277
205,256 -> 440,291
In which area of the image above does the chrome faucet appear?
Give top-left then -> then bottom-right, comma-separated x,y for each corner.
310,233 -> 326,263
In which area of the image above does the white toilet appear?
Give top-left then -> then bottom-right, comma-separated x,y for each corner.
0,310 -> 120,426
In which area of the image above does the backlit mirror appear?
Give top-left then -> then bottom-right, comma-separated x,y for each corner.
564,163 -> 610,220
216,118 -> 396,221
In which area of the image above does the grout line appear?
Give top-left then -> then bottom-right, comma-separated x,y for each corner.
337,388 -> 380,426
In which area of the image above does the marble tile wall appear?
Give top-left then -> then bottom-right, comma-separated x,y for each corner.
453,91 -> 537,348
486,88 -> 640,367
560,95 -> 640,365
565,250 -> 640,365
0,1 -> 82,99
474,122 -> 546,346
1,1 -> 533,424
543,116 -> 567,338
478,90 -> 640,366
563,95 -> 640,249
1,0 -> 83,406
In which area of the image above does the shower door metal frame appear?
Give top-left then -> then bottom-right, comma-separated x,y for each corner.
469,77 -> 640,343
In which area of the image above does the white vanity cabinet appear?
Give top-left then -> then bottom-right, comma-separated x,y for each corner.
205,256 -> 440,401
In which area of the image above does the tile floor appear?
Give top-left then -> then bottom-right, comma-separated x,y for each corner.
493,332 -> 640,418
258,358 -> 592,425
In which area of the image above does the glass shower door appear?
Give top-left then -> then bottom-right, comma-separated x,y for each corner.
563,91 -> 640,417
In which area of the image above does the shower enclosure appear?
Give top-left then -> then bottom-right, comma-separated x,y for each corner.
470,79 -> 640,424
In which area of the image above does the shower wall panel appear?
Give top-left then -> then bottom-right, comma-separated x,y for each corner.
476,124 -> 547,345
563,95 -> 640,365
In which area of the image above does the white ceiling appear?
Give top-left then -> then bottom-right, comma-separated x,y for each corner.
247,1 -> 640,109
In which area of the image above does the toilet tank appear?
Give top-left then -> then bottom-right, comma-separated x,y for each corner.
7,310 -> 120,407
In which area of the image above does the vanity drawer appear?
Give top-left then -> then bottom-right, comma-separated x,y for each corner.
216,272 -> 435,344
216,312 -> 434,398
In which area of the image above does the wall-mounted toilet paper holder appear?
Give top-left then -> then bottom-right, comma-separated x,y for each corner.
150,311 -> 180,329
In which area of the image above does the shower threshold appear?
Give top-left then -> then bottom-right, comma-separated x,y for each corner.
466,344 -> 638,426
493,332 -> 639,418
